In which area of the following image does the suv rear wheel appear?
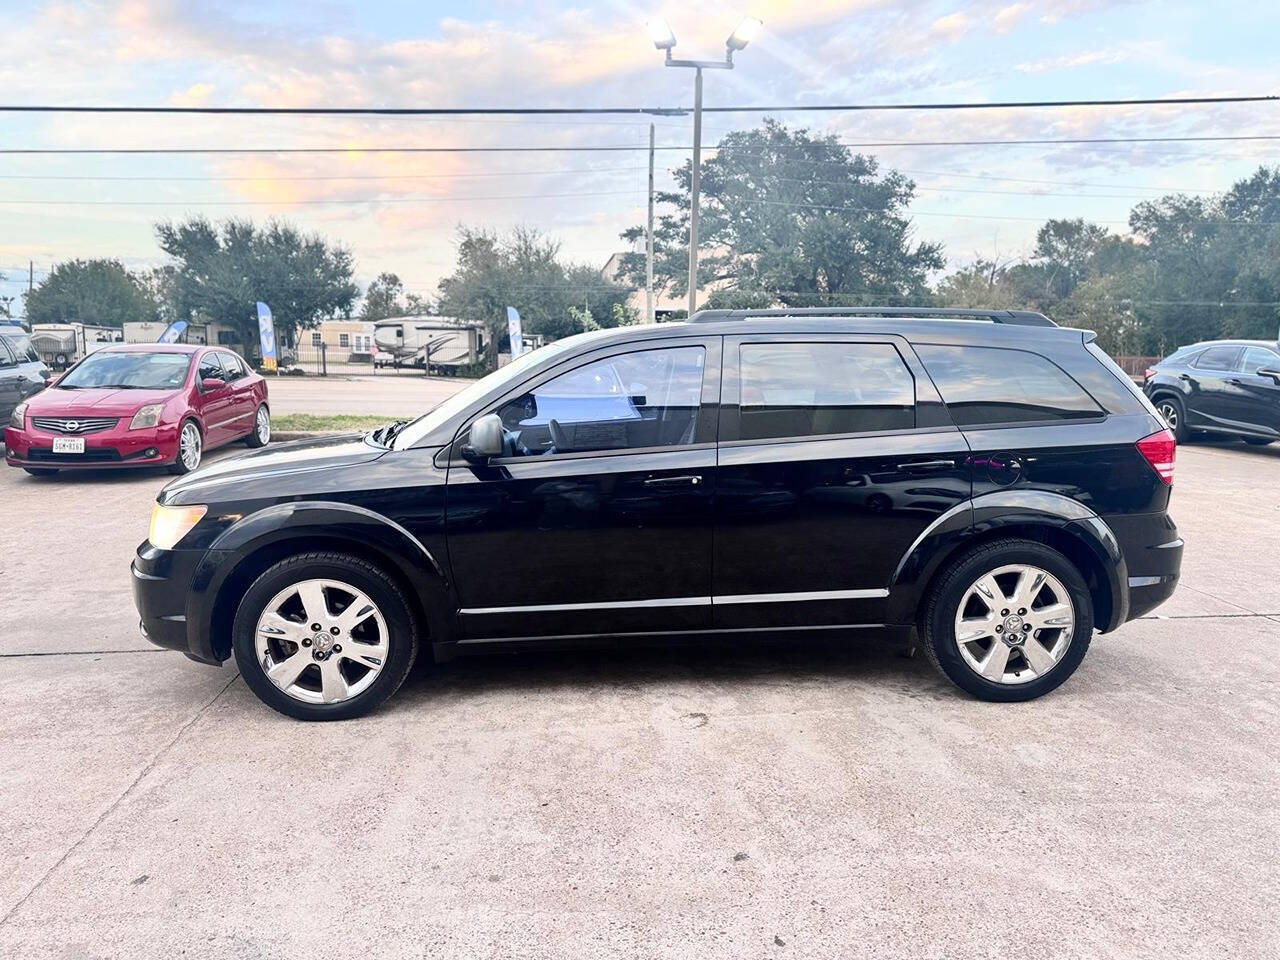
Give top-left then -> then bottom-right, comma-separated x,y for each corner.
1154,395 -> 1189,442
232,552 -> 419,720
919,539 -> 1093,702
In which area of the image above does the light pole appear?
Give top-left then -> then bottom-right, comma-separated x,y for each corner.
647,16 -> 762,317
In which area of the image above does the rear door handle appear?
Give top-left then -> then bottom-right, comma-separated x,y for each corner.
897,459 -> 956,472
643,475 -> 702,487
1225,378 -> 1242,385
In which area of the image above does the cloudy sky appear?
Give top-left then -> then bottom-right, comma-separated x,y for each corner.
2,0 -> 1278,314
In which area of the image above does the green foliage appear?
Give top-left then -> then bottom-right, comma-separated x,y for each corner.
618,119 -> 943,306
437,226 -> 635,368
23,259 -> 157,326
360,272 -> 430,321
154,217 -> 358,347
936,172 -> 1280,355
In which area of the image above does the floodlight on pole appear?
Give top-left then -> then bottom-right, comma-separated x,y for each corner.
646,19 -> 677,51
726,17 -> 763,52
646,15 -> 762,317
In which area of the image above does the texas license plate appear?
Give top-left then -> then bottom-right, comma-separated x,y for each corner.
52,437 -> 85,454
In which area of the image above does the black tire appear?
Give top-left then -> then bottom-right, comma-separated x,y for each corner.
1242,437 -> 1275,446
918,538 -> 1094,702
244,403 -> 270,447
232,552 -> 419,721
167,419 -> 202,475
1153,394 -> 1189,442
23,467 -> 59,477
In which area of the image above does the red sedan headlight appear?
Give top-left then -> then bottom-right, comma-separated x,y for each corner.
129,403 -> 166,430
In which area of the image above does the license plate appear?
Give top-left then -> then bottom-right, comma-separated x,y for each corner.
52,437 -> 85,454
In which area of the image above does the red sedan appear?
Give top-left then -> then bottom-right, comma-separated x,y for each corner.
5,344 -> 270,477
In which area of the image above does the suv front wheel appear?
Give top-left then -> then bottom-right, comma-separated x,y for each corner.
919,539 -> 1094,702
232,552 -> 419,720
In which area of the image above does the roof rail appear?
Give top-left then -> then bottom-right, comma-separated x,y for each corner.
688,307 -> 1057,327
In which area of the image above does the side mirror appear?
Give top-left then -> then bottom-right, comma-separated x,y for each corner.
462,413 -> 504,460
1257,367 -> 1280,383
201,377 -> 226,391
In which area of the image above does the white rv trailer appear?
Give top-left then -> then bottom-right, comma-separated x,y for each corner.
30,323 -> 123,369
373,317 -> 487,373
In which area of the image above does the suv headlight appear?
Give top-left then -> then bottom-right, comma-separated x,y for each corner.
8,401 -> 26,429
148,503 -> 208,550
130,403 -> 166,430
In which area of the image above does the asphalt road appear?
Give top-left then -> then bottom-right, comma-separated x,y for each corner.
1,438 -> 1277,959
266,373 -> 469,418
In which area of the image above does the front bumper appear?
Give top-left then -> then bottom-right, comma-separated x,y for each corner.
5,419 -> 180,469
132,542 -> 222,665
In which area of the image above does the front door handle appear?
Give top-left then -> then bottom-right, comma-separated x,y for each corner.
897,459 -> 956,472
643,474 -> 702,487
1225,378 -> 1242,385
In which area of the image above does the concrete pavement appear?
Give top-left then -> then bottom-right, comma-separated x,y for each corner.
1,439 -> 1277,958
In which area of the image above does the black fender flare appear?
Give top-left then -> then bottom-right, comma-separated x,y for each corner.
186,501 -> 453,663
887,490 -> 1128,631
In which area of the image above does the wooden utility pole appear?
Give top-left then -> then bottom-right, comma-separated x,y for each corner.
646,123 -> 655,324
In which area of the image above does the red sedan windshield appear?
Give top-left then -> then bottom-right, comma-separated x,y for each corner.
59,352 -> 192,390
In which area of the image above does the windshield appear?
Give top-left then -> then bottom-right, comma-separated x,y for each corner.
6,335 -> 39,363
391,335 -> 593,449
59,351 -> 192,390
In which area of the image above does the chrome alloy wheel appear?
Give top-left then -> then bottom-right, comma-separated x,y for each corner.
254,579 -> 389,704
953,564 -> 1075,685
179,422 -> 202,471
255,405 -> 271,444
1156,400 -> 1179,431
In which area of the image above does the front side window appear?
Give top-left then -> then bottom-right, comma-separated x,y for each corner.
496,346 -> 705,456
198,353 -> 224,384
1194,345 -> 1242,371
1240,346 -> 1280,374
59,351 -> 193,390
738,341 -> 915,441
915,344 -> 1102,426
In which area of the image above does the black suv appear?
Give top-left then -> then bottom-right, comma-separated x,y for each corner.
132,308 -> 1182,720
1144,339 -> 1280,445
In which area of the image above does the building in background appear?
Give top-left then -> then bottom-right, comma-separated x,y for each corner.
312,320 -> 375,362
602,252 -> 733,322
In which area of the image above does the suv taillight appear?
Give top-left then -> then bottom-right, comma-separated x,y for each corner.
1137,429 -> 1176,485
1143,366 -> 1157,381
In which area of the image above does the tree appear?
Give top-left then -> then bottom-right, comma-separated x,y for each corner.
437,226 -> 635,368
154,217 -> 358,348
23,259 -> 157,327
361,272 -> 431,321
617,119 -> 943,306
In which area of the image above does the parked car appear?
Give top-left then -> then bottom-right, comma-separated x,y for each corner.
5,343 -> 270,477
1143,339 -> 1280,445
0,331 -> 51,432
131,307 -> 1182,720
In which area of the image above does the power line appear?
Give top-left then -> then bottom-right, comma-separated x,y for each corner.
6,133 -> 1280,156
0,165 -> 646,183
0,188 -> 639,207
2,95 -> 1276,116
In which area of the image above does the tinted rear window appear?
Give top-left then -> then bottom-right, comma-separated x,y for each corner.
1193,345 -> 1242,371
738,341 -> 915,440
915,344 -> 1103,426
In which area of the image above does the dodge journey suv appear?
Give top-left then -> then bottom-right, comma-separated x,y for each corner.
132,307 -> 1183,720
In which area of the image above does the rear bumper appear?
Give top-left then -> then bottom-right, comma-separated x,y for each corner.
1105,512 -> 1183,623
132,542 -> 222,665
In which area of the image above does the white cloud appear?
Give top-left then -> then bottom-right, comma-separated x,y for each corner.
992,3 -> 1030,33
